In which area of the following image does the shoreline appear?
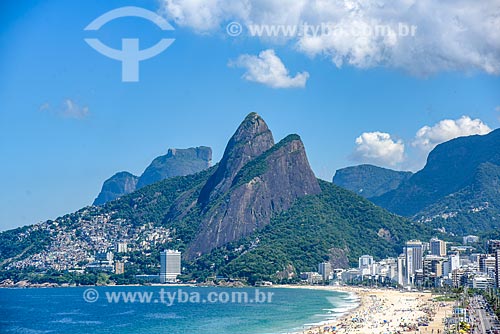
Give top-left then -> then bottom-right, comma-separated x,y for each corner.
275,285 -> 454,334
274,285 -> 361,333
0,283 -> 454,333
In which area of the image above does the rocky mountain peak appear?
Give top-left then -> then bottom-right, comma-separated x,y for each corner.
187,131 -> 321,258
137,146 -> 212,189
94,146 -> 212,205
93,171 -> 138,206
198,112 -> 274,204
166,146 -> 212,161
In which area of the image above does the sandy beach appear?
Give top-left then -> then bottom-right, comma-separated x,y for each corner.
280,285 -> 453,334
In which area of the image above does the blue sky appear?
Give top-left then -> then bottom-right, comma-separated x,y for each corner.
0,0 -> 499,231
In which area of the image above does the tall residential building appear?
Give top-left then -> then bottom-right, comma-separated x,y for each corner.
423,255 -> 445,279
479,255 -> 496,274
449,253 -> 460,271
405,240 -> 423,286
358,255 -> 374,277
114,261 -> 125,274
470,253 -> 482,265
422,242 -> 430,253
358,255 -> 374,269
443,253 -> 460,277
488,240 -> 500,254
318,262 -> 332,281
397,254 -> 406,286
160,250 -> 181,283
378,258 -> 397,282
452,269 -> 466,288
430,238 -> 446,257
495,249 -> 500,288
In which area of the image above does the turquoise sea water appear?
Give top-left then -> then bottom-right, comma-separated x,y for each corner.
0,286 -> 357,334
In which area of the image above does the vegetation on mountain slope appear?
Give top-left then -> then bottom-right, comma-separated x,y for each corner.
333,164 -> 412,199
184,180 -> 433,283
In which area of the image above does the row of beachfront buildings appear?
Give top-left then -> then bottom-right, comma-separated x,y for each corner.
302,237 -> 500,290
69,235 -> 500,289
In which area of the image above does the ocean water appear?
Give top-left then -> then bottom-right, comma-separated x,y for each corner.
0,286 -> 357,334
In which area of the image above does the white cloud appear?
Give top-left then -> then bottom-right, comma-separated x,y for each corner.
412,116 -> 491,153
39,99 -> 89,119
159,0 -> 500,76
159,0 -> 249,32
229,49 -> 309,88
496,106 -> 500,112
352,131 -> 405,167
352,116 -> 492,171
61,99 -> 89,119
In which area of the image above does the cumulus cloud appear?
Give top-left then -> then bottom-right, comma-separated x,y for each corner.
352,116 -> 492,171
412,116 -> 491,153
352,131 -> 405,167
39,99 -> 89,119
159,0 -> 500,76
229,49 -> 309,88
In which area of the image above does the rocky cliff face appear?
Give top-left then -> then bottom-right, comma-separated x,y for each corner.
137,146 -> 212,189
198,112 -> 274,205
333,164 -> 412,199
93,172 -> 138,205
93,146 -> 212,205
186,114 -> 320,258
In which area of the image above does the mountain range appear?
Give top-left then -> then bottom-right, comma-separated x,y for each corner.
93,147 -> 212,205
333,129 -> 500,236
0,113 -> 430,283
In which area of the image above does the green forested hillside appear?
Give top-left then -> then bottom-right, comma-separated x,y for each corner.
414,162 -> 500,234
185,180 -> 432,283
333,164 -> 412,198
374,129 -> 500,217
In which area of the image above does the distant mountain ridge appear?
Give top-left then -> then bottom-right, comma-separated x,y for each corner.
371,128 -> 500,234
137,147 -> 212,189
333,164 -> 412,199
93,146 -> 212,205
